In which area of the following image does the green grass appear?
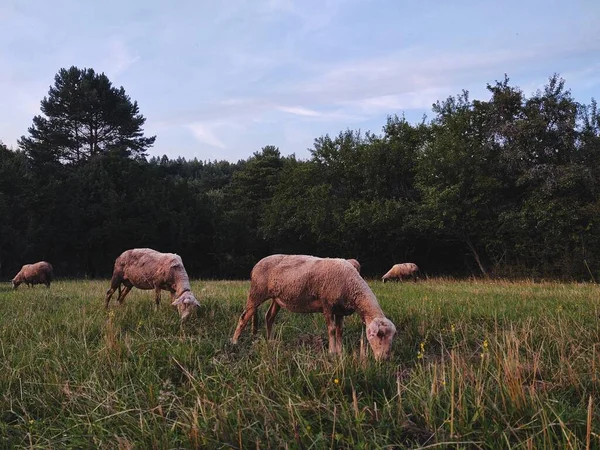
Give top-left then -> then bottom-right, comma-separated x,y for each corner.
0,278 -> 599,449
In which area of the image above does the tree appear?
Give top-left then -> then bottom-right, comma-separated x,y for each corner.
0,143 -> 30,277
493,75 -> 592,276
19,66 -> 156,165
416,90 -> 503,276
214,146 -> 288,276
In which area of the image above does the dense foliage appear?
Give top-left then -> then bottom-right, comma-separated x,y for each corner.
1,69 -> 599,280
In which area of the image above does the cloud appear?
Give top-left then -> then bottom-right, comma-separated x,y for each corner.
276,106 -> 322,117
187,122 -> 227,149
266,0 -> 295,13
159,44 -> 560,127
294,38 -> 600,101
1,0 -> 598,163
104,38 -> 140,77
94,32 -> 600,159
344,91 -> 447,114
560,63 -> 600,92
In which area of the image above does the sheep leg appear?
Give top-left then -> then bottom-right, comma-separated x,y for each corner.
105,284 -> 120,309
105,273 -> 125,308
231,306 -> 259,344
116,286 -> 132,304
323,310 -> 338,355
251,311 -> 259,335
154,287 -> 161,310
232,286 -> 271,344
265,300 -> 281,340
334,314 -> 344,354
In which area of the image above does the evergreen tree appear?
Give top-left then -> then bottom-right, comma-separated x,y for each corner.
19,66 -> 156,165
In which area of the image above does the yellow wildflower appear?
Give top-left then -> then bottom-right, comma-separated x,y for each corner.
417,341 -> 425,360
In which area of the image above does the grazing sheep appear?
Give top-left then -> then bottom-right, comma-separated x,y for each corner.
232,254 -> 396,361
11,261 -> 54,289
382,263 -> 420,282
249,257 -> 363,334
104,248 -> 200,321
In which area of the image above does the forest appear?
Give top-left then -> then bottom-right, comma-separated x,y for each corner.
1,66 -> 599,280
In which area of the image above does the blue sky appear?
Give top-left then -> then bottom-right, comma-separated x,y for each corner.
1,0 -> 599,162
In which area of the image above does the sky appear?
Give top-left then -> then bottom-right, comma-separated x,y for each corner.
1,0 -> 599,162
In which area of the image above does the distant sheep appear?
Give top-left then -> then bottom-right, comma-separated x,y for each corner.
382,263 -> 420,282
232,254 -> 396,360
104,248 -> 200,321
11,261 -> 54,289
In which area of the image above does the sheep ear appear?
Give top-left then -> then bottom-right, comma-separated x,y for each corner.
183,297 -> 199,306
171,297 -> 184,306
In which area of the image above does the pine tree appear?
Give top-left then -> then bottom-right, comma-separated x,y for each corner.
19,66 -> 156,165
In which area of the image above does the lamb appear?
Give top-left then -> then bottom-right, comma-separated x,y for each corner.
231,254 -> 396,360
382,263 -> 420,282
11,261 -> 54,289
104,248 -> 200,321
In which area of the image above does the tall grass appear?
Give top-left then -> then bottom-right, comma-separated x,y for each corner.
0,278 -> 599,448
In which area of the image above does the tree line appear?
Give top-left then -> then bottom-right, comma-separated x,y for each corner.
1,67 -> 599,280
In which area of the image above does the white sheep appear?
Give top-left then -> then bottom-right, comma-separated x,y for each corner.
11,261 -> 54,289
382,263 -> 420,282
104,248 -> 200,320
249,257 -> 363,333
231,254 -> 396,360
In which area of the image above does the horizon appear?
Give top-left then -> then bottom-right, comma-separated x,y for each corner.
1,0 -> 599,162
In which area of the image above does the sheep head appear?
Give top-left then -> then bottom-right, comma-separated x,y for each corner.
171,292 -> 200,321
366,317 -> 396,361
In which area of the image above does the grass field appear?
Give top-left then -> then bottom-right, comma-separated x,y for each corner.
0,278 -> 599,449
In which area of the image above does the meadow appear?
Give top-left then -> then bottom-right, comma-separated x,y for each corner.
0,278 -> 599,449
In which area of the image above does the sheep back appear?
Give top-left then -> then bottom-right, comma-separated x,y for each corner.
250,254 -> 376,315
112,248 -> 190,292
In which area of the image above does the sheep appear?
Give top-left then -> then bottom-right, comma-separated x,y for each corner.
249,257 -> 363,334
104,248 -> 200,321
231,254 -> 396,360
382,263 -> 420,282
11,261 -> 54,289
